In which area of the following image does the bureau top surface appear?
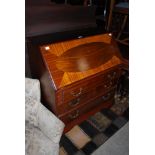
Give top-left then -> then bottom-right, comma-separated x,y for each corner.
40,33 -> 122,90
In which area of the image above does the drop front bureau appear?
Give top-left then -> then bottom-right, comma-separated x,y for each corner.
27,33 -> 124,132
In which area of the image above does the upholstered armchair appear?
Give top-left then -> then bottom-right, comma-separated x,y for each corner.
25,78 -> 65,155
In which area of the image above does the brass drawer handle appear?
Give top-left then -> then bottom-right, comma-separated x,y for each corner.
69,98 -> 80,107
71,88 -> 83,97
69,110 -> 79,119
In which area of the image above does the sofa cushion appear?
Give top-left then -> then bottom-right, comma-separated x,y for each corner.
25,78 -> 41,102
25,78 -> 65,155
25,123 -> 59,155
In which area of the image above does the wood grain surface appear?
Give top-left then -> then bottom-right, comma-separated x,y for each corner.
28,33 -> 124,132
40,33 -> 122,89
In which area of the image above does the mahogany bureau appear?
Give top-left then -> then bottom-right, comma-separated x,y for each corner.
27,33 -> 123,132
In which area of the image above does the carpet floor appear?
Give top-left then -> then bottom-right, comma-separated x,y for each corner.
59,94 -> 129,155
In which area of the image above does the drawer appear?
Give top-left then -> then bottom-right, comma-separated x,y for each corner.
59,90 -> 115,123
58,90 -> 95,115
57,81 -> 117,115
60,68 -> 120,104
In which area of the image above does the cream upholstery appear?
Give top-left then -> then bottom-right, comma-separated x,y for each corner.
25,78 -> 65,155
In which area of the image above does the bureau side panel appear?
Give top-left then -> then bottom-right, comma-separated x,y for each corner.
26,41 -> 58,114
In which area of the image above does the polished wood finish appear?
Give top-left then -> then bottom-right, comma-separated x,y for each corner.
28,33 -> 123,132
58,67 -> 120,105
40,33 -> 122,89
60,90 -> 115,123
56,42 -> 115,72
63,99 -> 113,133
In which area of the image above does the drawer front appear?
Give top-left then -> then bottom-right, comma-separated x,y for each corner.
57,82 -> 117,115
59,90 -> 115,123
60,68 -> 120,104
58,90 -> 95,115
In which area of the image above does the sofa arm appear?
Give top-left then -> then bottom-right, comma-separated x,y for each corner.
25,78 -> 41,102
25,78 -> 65,143
26,95 -> 65,144
37,102 -> 65,144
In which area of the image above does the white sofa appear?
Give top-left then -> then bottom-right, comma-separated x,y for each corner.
25,78 -> 65,155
